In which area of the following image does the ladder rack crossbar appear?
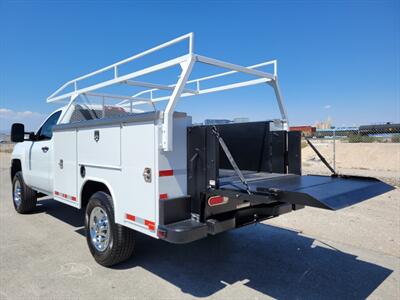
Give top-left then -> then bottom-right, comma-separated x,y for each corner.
47,33 -> 193,102
47,54 -> 190,103
120,78 -> 270,106
116,58 -> 276,106
123,80 -> 198,95
84,92 -> 153,103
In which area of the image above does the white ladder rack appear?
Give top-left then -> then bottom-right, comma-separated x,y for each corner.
47,33 -> 288,151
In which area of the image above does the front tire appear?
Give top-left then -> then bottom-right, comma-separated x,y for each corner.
85,191 -> 135,267
12,171 -> 37,214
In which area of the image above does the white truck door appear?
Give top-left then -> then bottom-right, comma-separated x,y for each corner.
53,128 -> 78,207
27,111 -> 61,193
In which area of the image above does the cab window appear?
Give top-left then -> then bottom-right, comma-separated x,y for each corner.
36,111 -> 61,140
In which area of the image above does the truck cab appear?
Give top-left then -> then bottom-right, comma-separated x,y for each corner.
12,109 -> 62,195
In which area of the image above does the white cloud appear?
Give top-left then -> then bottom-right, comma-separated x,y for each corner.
324,105 -> 332,109
0,108 -> 46,132
0,108 -> 12,113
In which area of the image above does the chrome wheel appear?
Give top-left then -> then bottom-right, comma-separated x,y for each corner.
13,180 -> 22,207
89,206 -> 110,252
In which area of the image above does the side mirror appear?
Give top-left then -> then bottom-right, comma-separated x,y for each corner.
11,123 -> 25,143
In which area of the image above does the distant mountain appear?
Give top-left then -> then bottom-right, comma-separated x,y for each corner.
0,132 -> 10,143
0,129 -> 10,135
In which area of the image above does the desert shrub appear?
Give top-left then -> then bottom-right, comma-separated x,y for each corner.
347,134 -> 376,143
391,134 -> 400,143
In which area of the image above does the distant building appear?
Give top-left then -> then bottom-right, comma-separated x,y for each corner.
359,123 -> 400,135
204,118 -> 251,125
233,117 -> 249,123
204,119 -> 232,125
314,117 -> 332,129
289,126 -> 316,137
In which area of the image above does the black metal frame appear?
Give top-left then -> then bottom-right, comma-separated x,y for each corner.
186,122 -> 302,221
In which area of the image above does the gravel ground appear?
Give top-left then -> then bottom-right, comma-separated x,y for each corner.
0,152 -> 399,299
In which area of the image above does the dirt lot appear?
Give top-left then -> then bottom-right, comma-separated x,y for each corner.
0,151 -> 399,299
303,141 -> 400,186
303,141 -> 400,172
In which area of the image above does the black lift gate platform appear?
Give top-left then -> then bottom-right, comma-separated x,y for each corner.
219,171 -> 393,210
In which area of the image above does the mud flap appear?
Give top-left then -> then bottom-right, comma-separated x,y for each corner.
253,175 -> 394,210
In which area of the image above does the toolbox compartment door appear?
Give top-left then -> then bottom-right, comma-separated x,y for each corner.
223,174 -> 394,210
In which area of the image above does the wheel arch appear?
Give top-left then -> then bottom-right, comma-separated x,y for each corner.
80,178 -> 116,210
10,159 -> 22,181
11,142 -> 29,184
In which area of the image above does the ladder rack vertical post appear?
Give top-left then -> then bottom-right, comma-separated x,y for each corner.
270,79 -> 289,128
59,93 -> 79,124
162,57 -> 195,151
189,32 -> 194,54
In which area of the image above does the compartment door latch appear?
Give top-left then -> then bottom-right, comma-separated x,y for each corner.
143,168 -> 152,183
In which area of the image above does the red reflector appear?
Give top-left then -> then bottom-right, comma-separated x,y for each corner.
126,214 -> 136,222
54,191 -> 60,196
157,229 -> 167,239
159,193 -> 168,200
63,194 -> 67,198
145,220 -> 155,231
208,195 -> 228,206
159,170 -> 174,177
71,196 -> 77,201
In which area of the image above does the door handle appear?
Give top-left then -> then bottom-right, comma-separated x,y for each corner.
41,146 -> 49,153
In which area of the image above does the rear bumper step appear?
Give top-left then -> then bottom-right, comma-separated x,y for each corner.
158,219 -> 208,244
158,202 -> 300,244
158,218 -> 238,244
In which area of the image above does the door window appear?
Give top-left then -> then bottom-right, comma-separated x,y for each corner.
37,111 -> 61,140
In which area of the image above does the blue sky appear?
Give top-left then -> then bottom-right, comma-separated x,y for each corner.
0,0 -> 399,131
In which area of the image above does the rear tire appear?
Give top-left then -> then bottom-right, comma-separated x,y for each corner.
85,191 -> 135,267
12,171 -> 37,214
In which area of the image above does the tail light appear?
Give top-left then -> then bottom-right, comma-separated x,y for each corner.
208,195 -> 229,206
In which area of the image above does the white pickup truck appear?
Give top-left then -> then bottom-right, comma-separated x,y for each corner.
10,33 -> 393,267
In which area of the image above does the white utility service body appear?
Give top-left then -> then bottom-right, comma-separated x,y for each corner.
52,111 -> 191,237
